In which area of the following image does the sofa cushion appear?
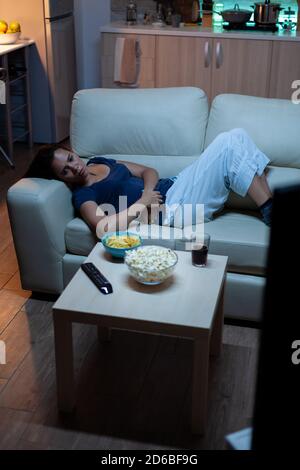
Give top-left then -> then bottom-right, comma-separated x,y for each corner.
65,218 -> 98,256
65,211 -> 269,276
205,94 -> 300,169
70,87 -> 208,158
65,217 -> 186,256
205,211 -> 269,275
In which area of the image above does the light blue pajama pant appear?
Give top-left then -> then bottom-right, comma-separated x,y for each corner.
164,128 -> 270,228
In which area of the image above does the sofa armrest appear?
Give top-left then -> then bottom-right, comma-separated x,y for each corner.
7,178 -> 75,294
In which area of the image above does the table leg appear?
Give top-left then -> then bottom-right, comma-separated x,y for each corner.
210,283 -> 224,358
98,326 -> 112,342
53,311 -> 75,412
192,335 -> 210,435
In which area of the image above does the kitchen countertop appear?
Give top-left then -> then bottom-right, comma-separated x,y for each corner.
101,21 -> 300,42
0,38 -> 35,56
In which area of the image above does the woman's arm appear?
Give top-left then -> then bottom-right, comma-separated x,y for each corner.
116,160 -> 159,192
79,189 -> 162,237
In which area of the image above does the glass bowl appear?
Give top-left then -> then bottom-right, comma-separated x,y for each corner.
124,245 -> 178,285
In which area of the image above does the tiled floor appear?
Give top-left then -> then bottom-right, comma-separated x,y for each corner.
0,143 -> 260,450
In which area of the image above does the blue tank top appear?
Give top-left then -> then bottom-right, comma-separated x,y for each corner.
72,156 -> 174,214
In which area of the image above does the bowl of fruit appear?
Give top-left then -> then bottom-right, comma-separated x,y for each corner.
0,20 -> 21,45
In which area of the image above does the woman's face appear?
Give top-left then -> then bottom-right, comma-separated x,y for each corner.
51,148 -> 88,184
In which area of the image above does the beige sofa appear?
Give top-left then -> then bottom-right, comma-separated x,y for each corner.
7,88 -> 300,321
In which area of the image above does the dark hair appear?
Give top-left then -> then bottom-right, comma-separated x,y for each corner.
26,144 -> 70,180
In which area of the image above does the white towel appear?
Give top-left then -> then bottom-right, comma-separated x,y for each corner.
114,37 -> 142,88
0,80 -> 5,105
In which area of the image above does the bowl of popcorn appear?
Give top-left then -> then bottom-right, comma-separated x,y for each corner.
124,245 -> 178,285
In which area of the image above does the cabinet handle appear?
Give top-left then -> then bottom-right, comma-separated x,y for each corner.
216,42 -> 223,69
204,41 -> 211,68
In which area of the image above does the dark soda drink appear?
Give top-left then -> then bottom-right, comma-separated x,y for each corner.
192,245 -> 208,266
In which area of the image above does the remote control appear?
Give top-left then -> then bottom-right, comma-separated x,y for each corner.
81,263 -> 113,295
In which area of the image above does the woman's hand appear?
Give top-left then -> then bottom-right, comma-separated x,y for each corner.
139,189 -> 163,207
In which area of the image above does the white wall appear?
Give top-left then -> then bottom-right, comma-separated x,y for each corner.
74,0 -> 111,89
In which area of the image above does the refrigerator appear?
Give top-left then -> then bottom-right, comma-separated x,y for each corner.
74,0 -> 111,89
0,0 -> 77,143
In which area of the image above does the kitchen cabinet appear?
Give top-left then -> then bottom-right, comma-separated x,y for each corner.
156,36 -> 272,100
101,30 -> 299,101
210,38 -> 273,99
156,36 -> 212,98
101,33 -> 155,88
269,41 -> 300,99
156,36 -> 272,99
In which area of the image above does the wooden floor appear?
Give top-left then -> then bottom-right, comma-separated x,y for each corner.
0,144 -> 260,450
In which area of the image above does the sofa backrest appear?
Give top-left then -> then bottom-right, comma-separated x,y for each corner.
70,87 -> 208,160
71,88 -> 300,212
205,94 -> 300,169
205,94 -> 300,211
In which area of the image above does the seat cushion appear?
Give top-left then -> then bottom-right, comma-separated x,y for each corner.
65,217 -> 186,256
205,211 -> 270,275
65,211 -> 269,276
65,218 -> 98,256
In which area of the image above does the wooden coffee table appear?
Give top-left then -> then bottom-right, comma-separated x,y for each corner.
52,243 -> 227,434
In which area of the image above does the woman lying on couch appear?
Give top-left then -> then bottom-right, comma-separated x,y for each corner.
27,128 -> 273,235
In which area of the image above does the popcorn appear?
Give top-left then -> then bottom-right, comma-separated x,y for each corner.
124,245 -> 178,284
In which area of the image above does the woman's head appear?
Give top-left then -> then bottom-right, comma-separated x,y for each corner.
27,144 -> 88,185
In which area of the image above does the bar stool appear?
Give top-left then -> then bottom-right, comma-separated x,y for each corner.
0,67 -> 14,167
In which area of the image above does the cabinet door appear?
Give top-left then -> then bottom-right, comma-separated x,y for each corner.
269,42 -> 300,99
211,38 -> 273,99
101,33 -> 155,88
156,36 -> 212,98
